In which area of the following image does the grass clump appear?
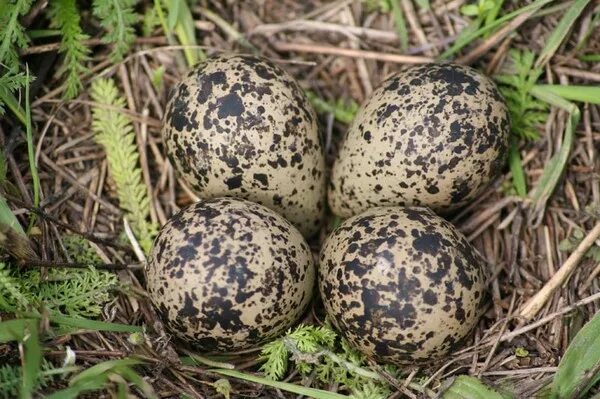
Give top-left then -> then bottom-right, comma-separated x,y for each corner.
90,78 -> 157,254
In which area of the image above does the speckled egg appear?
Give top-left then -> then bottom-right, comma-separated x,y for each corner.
329,63 -> 510,217
319,206 -> 487,364
146,197 -> 315,351
162,53 -> 326,237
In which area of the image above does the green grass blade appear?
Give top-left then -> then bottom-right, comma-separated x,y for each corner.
535,0 -> 590,68
442,376 -> 507,399
212,369 -> 349,399
24,66 -> 40,229
484,0 -> 505,33
551,311 -> 600,398
0,195 -> 26,237
162,0 -> 203,66
69,359 -> 143,386
0,319 -> 36,343
440,0 -> 552,59
48,314 -> 143,333
509,141 -> 527,197
528,86 -> 580,223
579,54 -> 600,62
390,0 -> 408,51
21,321 -> 41,399
45,376 -> 108,399
534,85 -> 600,105
0,83 -> 26,125
114,366 -> 158,399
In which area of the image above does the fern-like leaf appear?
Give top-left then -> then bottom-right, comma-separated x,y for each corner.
0,0 -> 33,67
93,0 -> 139,61
0,360 -> 56,398
90,78 -> 157,253
0,262 -> 30,312
496,49 -> 548,141
23,267 -> 118,317
48,0 -> 90,99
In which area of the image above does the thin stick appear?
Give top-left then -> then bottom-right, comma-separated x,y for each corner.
520,221 -> 600,320
22,260 -> 142,270
272,41 -> 434,64
457,8 -> 538,64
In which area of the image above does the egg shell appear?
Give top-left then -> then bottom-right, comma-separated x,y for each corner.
146,197 -> 315,351
162,53 -> 326,236
319,206 -> 487,364
329,63 -> 510,217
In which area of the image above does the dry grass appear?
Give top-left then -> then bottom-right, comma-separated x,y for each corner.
2,0 -> 600,397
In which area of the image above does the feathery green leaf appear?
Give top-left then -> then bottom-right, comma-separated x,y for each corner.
93,0 -> 140,62
0,0 -> 32,66
48,0 -> 91,99
90,78 -> 157,253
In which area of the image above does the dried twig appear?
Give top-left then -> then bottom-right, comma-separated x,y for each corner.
520,221 -> 600,320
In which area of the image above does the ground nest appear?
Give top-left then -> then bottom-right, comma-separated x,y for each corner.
1,0 -> 600,398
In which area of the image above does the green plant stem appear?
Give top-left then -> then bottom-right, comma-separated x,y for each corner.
212,369 -> 349,399
390,0 -> 408,51
24,67 -> 40,229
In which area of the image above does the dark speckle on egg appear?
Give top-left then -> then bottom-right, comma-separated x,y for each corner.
162,53 -> 326,237
146,198 -> 315,352
318,206 -> 487,365
328,63 -> 510,217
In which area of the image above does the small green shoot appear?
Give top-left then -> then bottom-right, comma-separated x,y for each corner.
460,0 -> 497,19
150,65 -> 166,91
551,311 -> 600,398
212,379 -> 231,399
559,228 -> 600,262
306,92 -> 358,125
515,347 -> 529,357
